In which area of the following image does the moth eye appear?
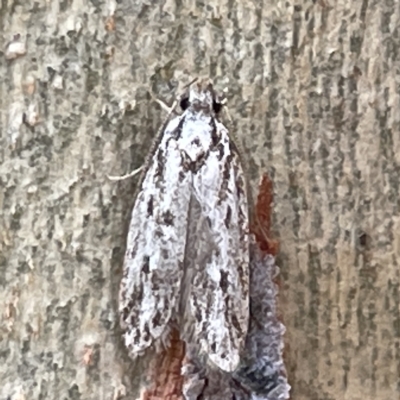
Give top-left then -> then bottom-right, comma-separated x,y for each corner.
180,97 -> 190,111
212,100 -> 223,114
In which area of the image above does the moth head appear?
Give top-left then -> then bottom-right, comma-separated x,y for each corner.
179,79 -> 225,115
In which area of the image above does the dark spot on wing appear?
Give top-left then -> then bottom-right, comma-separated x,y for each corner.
179,170 -> 186,182
161,248 -> 169,259
142,256 -> 150,274
151,272 -> 160,291
121,285 -> 143,325
180,145 -> 210,173
134,328 -> 141,344
143,323 -> 150,342
155,227 -> 163,237
136,283 -> 144,303
161,210 -> 174,226
202,278 -> 208,289
188,150 -> 210,173
236,174 -> 245,197
210,118 -> 219,147
217,158 -> 232,205
231,313 -> 242,336
152,310 -> 162,327
181,152 -> 192,173
194,302 -> 202,322
120,304 -> 131,323
236,263 -> 245,288
195,311 -> 202,323
147,195 -> 154,216
217,142 -> 224,160
223,156 -> 232,181
224,206 -> 232,228
220,270 -> 229,293
211,341 -> 217,352
173,116 -> 186,140
192,137 -> 200,146
164,295 -> 170,309
155,148 -> 164,178
128,242 -> 138,260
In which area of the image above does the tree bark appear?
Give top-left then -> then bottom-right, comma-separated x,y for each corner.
1,1 -> 399,399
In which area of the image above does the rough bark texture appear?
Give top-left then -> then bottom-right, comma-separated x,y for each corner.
1,1 -> 399,399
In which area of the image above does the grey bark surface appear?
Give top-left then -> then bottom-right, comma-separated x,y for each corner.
1,1 -> 399,399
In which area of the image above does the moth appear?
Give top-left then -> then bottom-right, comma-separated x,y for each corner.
119,79 -> 249,372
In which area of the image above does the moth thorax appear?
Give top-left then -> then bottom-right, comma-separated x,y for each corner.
189,89 -> 214,113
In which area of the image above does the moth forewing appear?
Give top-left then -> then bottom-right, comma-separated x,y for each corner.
186,121 -> 249,372
119,115 -> 192,354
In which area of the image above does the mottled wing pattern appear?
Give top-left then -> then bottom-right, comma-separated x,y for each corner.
119,80 -> 250,372
189,121 -> 250,372
119,115 -> 192,356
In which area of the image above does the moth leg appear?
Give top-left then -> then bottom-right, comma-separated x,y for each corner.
107,166 -> 143,181
156,99 -> 178,115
